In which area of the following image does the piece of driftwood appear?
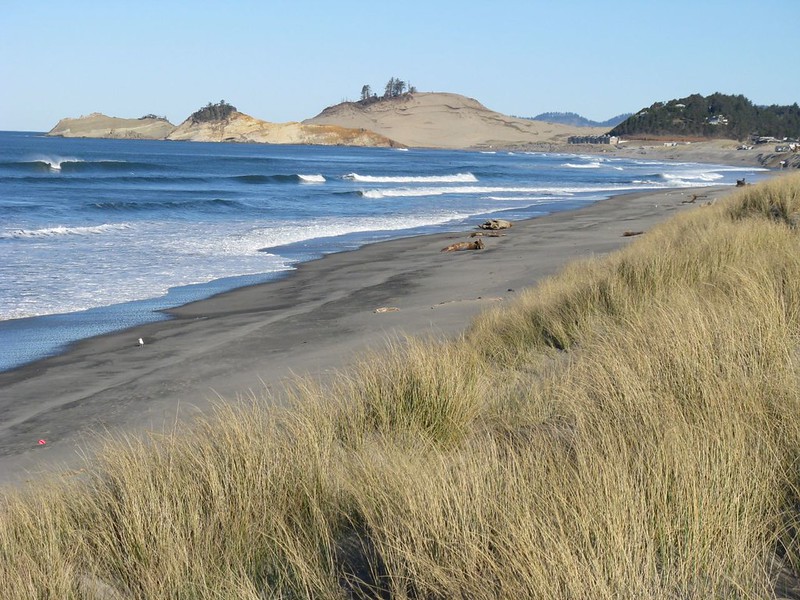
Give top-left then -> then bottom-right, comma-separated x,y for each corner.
374,307 -> 399,313
440,238 -> 485,252
682,193 -> 707,204
470,231 -> 505,238
478,219 -> 512,230
622,230 -> 644,237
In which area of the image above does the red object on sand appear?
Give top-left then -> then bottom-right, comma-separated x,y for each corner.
37,439 -> 46,445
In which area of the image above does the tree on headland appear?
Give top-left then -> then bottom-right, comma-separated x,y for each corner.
139,113 -> 168,121
190,100 -> 237,124
385,77 -> 407,98
357,78 -> 415,105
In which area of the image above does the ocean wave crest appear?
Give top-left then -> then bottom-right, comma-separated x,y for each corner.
663,172 -> 724,182
345,172 -> 478,183
361,185 -> 598,199
87,198 -> 243,211
359,178 -> 728,199
29,156 -> 84,171
2,223 -> 132,239
562,162 -> 601,169
233,173 -> 326,184
1,158 -> 168,174
299,174 -> 326,183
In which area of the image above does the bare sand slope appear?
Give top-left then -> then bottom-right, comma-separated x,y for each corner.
304,92 -> 608,149
47,113 -> 176,139
0,186 -> 734,485
165,111 -> 401,146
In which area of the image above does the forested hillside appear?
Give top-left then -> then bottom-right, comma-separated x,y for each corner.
609,93 -> 800,140
531,111 -> 631,128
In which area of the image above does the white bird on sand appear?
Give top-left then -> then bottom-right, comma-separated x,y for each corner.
137,338 -> 144,347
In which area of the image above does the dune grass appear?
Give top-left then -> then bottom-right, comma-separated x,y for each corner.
3,173 -> 800,598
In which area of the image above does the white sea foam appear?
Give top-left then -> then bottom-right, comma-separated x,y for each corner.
562,162 -> 601,169
663,171 -> 724,183
485,195 -> 564,201
2,223 -> 132,239
298,174 -> 326,183
360,174 -> 737,199
229,213 -> 472,252
361,183 -> 670,199
344,172 -> 478,183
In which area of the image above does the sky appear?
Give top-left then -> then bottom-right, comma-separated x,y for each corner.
1,0 -> 797,132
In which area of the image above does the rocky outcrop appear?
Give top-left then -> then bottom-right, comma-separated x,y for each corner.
166,111 -> 401,147
47,113 -> 175,139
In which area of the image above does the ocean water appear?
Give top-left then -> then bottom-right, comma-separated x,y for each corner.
0,131 -> 769,371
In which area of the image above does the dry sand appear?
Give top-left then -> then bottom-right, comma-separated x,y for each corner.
304,92 -> 607,149
0,185 -> 739,485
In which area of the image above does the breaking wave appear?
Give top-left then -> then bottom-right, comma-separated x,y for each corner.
2,223 -> 132,239
298,174 -> 326,183
344,172 -> 478,183
562,162 -> 601,169
359,176 -> 732,199
1,157 -> 167,173
233,173 -> 326,184
28,156 -> 83,171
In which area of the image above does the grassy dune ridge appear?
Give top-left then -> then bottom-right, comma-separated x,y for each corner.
4,174 -> 800,598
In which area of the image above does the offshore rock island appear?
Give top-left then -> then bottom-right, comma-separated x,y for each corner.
47,112 -> 176,140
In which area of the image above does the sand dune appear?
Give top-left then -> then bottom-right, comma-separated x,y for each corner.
304,92 -> 608,149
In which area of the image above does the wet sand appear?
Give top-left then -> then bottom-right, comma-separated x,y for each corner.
0,185 -> 735,485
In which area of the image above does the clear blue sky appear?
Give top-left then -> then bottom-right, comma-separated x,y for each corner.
2,0 -> 796,132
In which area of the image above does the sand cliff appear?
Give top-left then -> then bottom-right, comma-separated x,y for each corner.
166,111 -> 400,146
304,92 -> 608,149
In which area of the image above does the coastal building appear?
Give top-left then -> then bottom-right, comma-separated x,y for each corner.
567,134 -> 620,145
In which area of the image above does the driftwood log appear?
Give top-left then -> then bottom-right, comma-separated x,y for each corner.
441,238 -> 486,252
478,219 -> 512,230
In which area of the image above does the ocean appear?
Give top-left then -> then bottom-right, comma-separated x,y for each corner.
0,131 -> 769,371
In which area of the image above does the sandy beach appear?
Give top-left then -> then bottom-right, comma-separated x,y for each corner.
0,184 -> 739,485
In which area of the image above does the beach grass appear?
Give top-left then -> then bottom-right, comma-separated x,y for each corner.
3,173 -> 800,598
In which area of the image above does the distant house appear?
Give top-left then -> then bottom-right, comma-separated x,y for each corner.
707,115 -> 729,126
567,135 -> 620,145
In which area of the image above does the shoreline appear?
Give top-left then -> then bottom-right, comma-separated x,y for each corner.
0,184 -> 740,485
